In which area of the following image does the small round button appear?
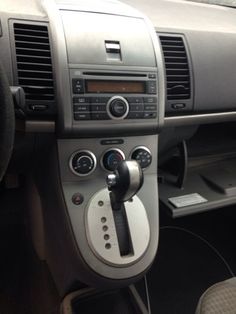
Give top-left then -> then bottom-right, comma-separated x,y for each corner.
72,193 -> 84,205
107,96 -> 129,119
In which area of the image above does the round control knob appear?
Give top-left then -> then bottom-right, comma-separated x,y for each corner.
107,96 -> 129,119
131,146 -> 152,169
102,148 -> 125,172
69,150 -> 96,176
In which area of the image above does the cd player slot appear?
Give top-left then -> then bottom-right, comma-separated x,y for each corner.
82,72 -> 147,77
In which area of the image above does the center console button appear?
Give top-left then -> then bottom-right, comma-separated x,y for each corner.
74,112 -> 91,120
126,112 -> 144,119
91,112 -> 109,120
72,79 -> 84,94
143,97 -> 157,103
146,81 -> 157,94
90,97 -> 110,103
144,104 -> 157,111
107,96 -> 129,119
73,97 -> 90,103
143,112 -> 157,119
130,104 -> 144,111
90,104 -> 106,112
73,104 -> 90,112
126,97 -> 143,104
110,100 -> 126,116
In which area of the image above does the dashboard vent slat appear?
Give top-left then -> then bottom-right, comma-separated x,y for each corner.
13,22 -> 55,114
159,35 -> 191,100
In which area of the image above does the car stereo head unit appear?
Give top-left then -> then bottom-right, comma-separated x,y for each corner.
71,71 -> 158,122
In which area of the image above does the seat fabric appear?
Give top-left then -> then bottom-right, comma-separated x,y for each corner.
196,277 -> 236,314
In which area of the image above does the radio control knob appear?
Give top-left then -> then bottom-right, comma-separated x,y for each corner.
69,150 -> 96,176
107,96 -> 129,119
131,147 -> 152,169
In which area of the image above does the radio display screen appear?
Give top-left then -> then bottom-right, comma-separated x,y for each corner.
85,80 -> 145,94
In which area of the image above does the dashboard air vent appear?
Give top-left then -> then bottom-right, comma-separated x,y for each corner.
159,35 -> 191,100
13,23 -> 55,114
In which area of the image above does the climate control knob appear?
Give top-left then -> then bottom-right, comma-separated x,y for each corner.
131,146 -> 152,169
107,96 -> 129,119
102,148 -> 125,172
69,150 -> 96,176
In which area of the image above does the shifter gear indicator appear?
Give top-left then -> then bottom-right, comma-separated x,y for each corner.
85,188 -> 150,266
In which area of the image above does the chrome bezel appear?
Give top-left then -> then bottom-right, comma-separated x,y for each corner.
129,146 -> 152,170
69,150 -> 97,177
100,148 -> 125,172
106,96 -> 129,120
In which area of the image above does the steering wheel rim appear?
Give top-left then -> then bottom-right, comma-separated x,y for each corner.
0,62 -> 15,182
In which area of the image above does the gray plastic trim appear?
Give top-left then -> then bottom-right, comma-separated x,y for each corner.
164,112 -> 236,127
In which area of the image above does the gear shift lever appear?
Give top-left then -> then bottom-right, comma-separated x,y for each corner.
106,160 -> 144,256
86,159 -> 150,263
107,160 -> 144,209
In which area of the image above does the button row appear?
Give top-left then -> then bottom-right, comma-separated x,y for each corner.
74,103 -> 157,113
73,96 -> 157,121
74,111 -> 157,120
73,96 -> 157,104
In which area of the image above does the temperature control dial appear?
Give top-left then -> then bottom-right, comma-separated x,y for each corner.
70,150 -> 96,176
102,148 -> 125,172
131,146 -> 152,169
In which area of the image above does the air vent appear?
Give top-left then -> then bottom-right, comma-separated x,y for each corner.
13,22 -> 55,114
159,35 -> 191,100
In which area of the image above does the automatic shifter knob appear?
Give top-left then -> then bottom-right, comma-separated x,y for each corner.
106,160 -> 144,205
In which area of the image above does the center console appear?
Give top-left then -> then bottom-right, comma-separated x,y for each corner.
39,0 -> 165,295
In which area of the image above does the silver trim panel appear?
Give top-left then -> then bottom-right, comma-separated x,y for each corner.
164,112 -> 236,127
85,188 -> 150,267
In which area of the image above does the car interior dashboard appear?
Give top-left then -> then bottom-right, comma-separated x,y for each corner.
1,0 -> 236,313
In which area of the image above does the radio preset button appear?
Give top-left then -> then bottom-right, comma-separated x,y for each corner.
130,104 -> 144,112
127,112 -> 144,119
91,112 -> 109,120
90,97 -> 110,103
126,97 -> 143,104
90,104 -> 106,112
